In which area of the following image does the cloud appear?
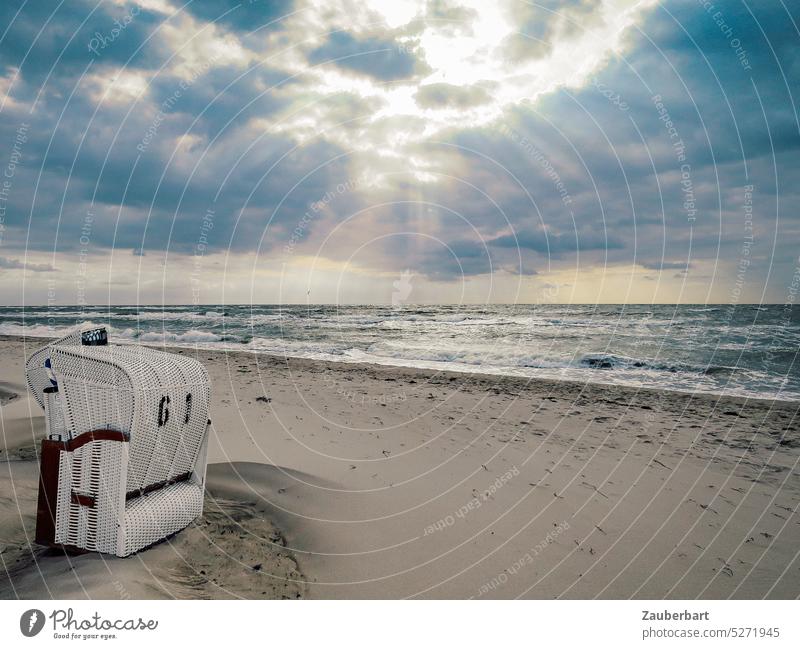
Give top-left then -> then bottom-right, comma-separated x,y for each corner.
308,31 -> 423,81
640,261 -> 691,270
498,0 -> 622,63
415,82 -> 492,109
489,228 -> 625,255
0,257 -> 55,272
180,0 -> 295,32
0,0 -> 798,303
0,1 -> 169,86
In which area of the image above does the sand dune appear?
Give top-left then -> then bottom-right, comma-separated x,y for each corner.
1,335 -> 798,599
0,459 -> 304,599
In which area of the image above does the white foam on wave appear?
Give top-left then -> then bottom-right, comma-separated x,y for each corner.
0,322 -> 64,338
138,329 -> 223,343
0,321 -> 224,345
2,308 -> 798,401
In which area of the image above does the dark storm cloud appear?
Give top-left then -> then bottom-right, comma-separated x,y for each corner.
489,228 -> 625,255
308,31 -> 422,81
387,0 -> 800,286
0,1 -> 168,85
0,49 -> 352,258
6,117 -> 354,258
144,62 -> 295,137
0,1 -> 359,259
180,0 -> 295,32
0,0 -> 798,300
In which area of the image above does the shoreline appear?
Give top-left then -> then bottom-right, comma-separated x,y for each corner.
1,334 -> 799,598
1,334 -> 796,408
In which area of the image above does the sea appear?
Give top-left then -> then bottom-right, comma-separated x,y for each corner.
1,304 -> 798,401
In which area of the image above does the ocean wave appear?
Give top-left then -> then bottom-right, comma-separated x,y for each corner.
1,306 -> 798,401
0,309 -> 221,321
576,353 -> 755,378
0,322 -> 64,338
137,329 -> 223,343
0,321 -> 225,345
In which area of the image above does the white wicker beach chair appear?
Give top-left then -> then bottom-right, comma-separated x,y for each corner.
26,325 -> 210,557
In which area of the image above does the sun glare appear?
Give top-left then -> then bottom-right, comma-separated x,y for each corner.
285,0 -> 657,150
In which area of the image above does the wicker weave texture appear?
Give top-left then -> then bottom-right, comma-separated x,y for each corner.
54,438 -> 127,554
27,326 -> 211,557
120,481 -> 204,556
46,344 -> 209,492
25,328 -> 85,409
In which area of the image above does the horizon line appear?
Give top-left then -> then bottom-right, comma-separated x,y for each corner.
0,302 -> 794,308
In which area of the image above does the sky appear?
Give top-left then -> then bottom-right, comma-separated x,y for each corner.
0,0 -> 798,305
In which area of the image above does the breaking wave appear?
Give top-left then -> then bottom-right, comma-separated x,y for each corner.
0,303 -> 797,401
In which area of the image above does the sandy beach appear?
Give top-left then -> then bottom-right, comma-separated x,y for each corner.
1,334 -> 798,599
